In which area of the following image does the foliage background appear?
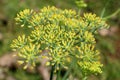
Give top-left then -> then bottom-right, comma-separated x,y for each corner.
0,0 -> 120,80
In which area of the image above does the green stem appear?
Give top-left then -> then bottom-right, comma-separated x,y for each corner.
104,9 -> 120,19
62,68 -> 70,80
82,76 -> 87,80
57,64 -> 61,80
78,8 -> 81,15
62,60 -> 74,80
100,0 -> 111,18
50,65 -> 55,80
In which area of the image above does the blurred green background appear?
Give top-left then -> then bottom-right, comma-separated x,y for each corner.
0,0 -> 120,80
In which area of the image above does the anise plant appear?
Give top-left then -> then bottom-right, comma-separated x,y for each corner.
11,6 -> 109,80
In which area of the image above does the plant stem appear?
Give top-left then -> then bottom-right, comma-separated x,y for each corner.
50,65 -> 55,80
78,8 -> 81,15
62,68 -> 71,80
104,9 -> 120,19
101,0 -> 111,18
82,76 -> 87,80
57,64 -> 61,80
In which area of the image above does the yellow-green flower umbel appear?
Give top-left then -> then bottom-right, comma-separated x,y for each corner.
11,6 -> 109,75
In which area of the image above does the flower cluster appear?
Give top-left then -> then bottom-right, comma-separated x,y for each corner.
75,0 -> 87,8
15,9 -> 33,27
11,6 -> 108,75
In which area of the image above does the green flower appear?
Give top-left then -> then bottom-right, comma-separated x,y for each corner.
11,6 -> 109,75
75,0 -> 87,8
15,9 -> 33,27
